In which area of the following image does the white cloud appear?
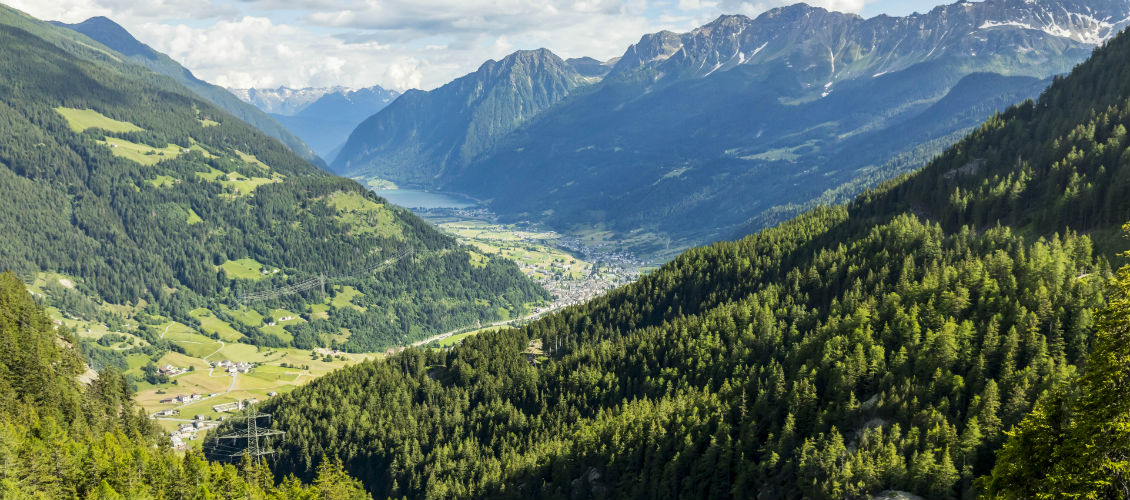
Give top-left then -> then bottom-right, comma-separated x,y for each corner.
5,0 -> 891,91
383,57 -> 424,90
131,16 -> 407,89
5,0 -> 234,22
5,0 -> 110,22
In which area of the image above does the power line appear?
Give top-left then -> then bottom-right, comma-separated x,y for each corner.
237,275 -> 325,304
237,248 -> 414,304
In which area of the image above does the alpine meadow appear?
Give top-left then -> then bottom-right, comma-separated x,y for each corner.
2,0 -> 1130,499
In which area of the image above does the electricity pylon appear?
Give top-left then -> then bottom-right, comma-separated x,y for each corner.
214,409 -> 285,462
212,408 -> 286,499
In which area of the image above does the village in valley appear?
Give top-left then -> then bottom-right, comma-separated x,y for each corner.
417,209 -> 643,315
142,357 -> 296,449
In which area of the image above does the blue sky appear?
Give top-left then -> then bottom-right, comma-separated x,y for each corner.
6,0 -> 979,91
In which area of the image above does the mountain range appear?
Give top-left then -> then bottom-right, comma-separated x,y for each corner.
334,0 -> 1130,260
230,86 -> 338,115
235,17 -> 1130,499
335,48 -> 590,185
50,16 -> 325,166
4,0 -> 1130,499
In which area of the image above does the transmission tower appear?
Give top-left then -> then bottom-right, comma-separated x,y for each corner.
212,408 -> 286,462
209,408 -> 287,499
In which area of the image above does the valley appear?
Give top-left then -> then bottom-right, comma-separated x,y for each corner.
4,0 -> 1130,499
366,182 -> 643,293
333,1 -> 1125,260
359,181 -> 646,343
30,183 -> 642,450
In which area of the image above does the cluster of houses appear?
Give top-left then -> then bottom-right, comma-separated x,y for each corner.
169,416 -> 222,450
265,315 -> 293,327
157,364 -> 188,376
158,393 -> 209,405
211,394 -> 274,414
212,360 -> 254,374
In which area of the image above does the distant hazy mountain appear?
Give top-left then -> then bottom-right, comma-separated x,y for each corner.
230,86 -> 338,116
333,48 -> 588,184
333,0 -> 1129,260
52,17 -> 324,166
567,56 -> 616,78
269,85 -> 400,161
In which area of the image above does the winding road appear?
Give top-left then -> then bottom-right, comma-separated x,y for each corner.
149,331 -> 235,416
407,304 -> 566,349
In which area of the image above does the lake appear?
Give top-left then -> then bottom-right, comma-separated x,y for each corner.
370,189 -> 479,209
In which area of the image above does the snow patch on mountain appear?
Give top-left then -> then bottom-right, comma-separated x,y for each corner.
979,13 -> 1123,45
229,86 -> 347,116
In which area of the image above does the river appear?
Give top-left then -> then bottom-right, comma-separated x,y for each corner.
370,189 -> 479,209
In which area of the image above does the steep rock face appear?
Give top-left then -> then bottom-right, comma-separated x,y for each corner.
608,30 -> 686,77
332,48 -> 588,183
611,0 -> 1129,86
53,16 -> 324,166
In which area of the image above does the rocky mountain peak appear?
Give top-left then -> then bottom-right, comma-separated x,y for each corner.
610,0 -> 1129,86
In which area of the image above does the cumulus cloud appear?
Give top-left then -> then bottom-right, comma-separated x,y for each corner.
5,0 -> 110,22
6,0 -> 234,21
131,17 -> 408,89
5,0 -> 892,91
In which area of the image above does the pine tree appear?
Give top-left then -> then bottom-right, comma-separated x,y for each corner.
985,237 -> 1130,498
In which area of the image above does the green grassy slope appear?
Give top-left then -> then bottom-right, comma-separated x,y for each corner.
0,9 -> 547,356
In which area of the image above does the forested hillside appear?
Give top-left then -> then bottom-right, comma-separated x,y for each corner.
0,272 -> 372,499
984,244 -> 1130,498
245,23 -> 1130,500
0,6 -> 546,359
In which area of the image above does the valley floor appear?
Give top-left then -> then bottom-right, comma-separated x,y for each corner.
417,209 -> 642,310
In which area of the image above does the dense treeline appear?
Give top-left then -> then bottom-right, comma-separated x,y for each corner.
0,272 -> 371,499
254,211 -> 1104,500
0,16 -> 544,353
984,240 -> 1130,499
243,28 -> 1130,500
